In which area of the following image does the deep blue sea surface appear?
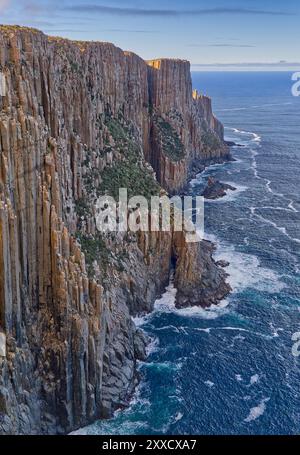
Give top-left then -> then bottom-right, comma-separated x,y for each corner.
79,72 -> 300,435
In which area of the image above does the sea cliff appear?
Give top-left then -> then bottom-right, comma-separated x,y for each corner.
0,26 -> 230,434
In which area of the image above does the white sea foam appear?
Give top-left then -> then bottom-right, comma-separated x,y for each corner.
216,326 -> 248,332
244,398 -> 270,423
189,162 -> 225,187
154,280 -> 177,312
269,323 -> 284,338
231,128 -> 300,218
203,232 -> 219,243
252,209 -> 287,234
207,326 -> 272,340
175,299 -> 230,320
252,209 -> 300,245
249,374 -> 260,385
144,360 -> 181,371
225,127 -> 261,144
174,412 -> 184,422
236,374 -> 243,382
196,141 -> 287,295
70,428 -> 88,435
132,279 -> 177,327
204,182 -> 248,203
288,200 -> 298,213
70,387 -> 149,435
135,273 -> 230,322
204,380 -> 215,387
146,336 -> 160,356
133,314 -> 148,327
194,327 -> 211,333
258,205 -> 296,213
233,334 -> 246,342
153,325 -> 181,333
213,241 -> 286,293
135,122 -> 286,344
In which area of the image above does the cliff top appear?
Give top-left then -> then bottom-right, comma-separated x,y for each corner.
0,25 -> 192,68
0,24 -> 41,34
147,59 -> 190,70
0,24 -> 121,50
147,58 -> 190,64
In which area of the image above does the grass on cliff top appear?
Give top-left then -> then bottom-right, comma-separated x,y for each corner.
0,25 -> 41,34
153,115 -> 185,162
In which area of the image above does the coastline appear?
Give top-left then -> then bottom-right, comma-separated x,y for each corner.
0,26 -> 253,435
74,115 -> 292,434
75,147 -> 237,434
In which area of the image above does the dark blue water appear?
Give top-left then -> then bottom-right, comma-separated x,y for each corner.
78,72 -> 300,435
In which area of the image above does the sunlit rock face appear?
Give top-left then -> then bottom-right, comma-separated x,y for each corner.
0,26 -> 229,434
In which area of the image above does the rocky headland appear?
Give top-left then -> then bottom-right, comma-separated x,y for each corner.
0,26 -> 231,434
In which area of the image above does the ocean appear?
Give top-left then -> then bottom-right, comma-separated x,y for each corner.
77,72 -> 300,435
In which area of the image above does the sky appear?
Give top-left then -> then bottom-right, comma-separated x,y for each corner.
1,0 -> 300,70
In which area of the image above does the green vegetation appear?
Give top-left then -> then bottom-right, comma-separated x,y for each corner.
153,115 -> 185,162
106,117 -> 129,144
0,25 -> 40,34
166,109 -> 183,123
98,115 -> 160,200
75,198 -> 90,218
201,131 -> 220,151
70,61 -> 80,73
76,232 -> 111,277
99,158 -> 160,200
75,115 -> 160,278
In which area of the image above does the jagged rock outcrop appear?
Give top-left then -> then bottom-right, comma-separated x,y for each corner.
174,237 -> 231,308
202,177 -> 236,200
0,26 -> 230,435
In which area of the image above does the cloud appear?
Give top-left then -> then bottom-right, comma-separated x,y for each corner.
22,20 -> 55,26
63,5 -> 292,17
43,27 -> 158,34
192,61 -> 300,68
0,0 -> 10,13
44,29 -> 90,33
99,29 -> 159,34
188,44 -> 256,48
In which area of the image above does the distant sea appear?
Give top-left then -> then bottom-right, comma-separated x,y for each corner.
77,72 -> 300,435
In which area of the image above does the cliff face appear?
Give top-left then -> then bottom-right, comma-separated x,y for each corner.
146,59 -> 230,193
0,27 -> 230,435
